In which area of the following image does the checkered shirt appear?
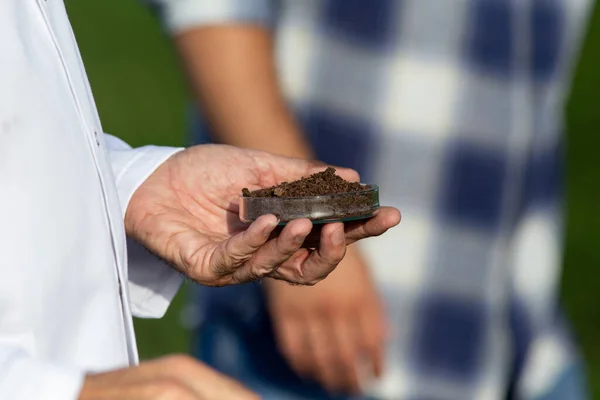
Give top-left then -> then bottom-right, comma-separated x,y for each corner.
148,1 -> 593,399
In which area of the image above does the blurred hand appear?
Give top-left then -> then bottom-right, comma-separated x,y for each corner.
78,354 -> 259,399
265,246 -> 388,395
126,144 -> 401,286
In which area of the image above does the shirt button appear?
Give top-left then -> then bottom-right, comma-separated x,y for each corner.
94,131 -> 100,146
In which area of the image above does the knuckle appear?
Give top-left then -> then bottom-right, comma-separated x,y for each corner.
247,266 -> 269,282
255,263 -> 276,278
246,260 -> 275,280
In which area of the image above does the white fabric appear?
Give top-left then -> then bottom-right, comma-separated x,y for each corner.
0,1 -> 183,398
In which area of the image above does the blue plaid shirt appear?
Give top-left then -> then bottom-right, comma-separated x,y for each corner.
151,1 -> 592,399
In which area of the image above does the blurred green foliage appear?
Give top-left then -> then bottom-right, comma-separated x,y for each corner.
66,1 -> 600,397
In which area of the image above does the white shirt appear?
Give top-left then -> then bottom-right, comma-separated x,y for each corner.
0,1 -> 184,398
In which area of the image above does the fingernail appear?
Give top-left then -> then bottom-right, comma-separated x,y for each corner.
331,228 -> 345,245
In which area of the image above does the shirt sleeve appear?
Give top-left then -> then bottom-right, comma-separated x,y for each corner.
143,0 -> 276,34
104,133 -> 185,319
0,346 -> 84,400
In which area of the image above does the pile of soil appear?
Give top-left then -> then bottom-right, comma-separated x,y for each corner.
242,167 -> 369,198
241,167 -> 377,224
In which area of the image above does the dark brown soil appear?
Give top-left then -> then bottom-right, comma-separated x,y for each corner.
242,167 -> 369,198
241,167 -> 379,248
240,167 -> 378,228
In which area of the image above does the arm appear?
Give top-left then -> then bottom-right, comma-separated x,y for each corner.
148,0 -> 312,158
174,25 -> 313,158
147,2 -> 389,394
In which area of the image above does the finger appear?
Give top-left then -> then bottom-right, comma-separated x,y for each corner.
187,364 -> 259,400
143,379 -> 200,400
344,207 -> 401,245
147,355 -> 258,400
80,374 -> 200,400
275,316 -> 313,377
275,223 -> 346,285
298,223 -> 346,284
331,317 -> 361,394
305,318 -> 340,393
207,214 -> 279,282
358,301 -> 388,379
231,219 -> 312,284
267,248 -> 311,282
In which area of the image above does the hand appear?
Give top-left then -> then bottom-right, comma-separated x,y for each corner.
265,246 -> 388,395
125,144 -> 401,286
78,354 -> 258,399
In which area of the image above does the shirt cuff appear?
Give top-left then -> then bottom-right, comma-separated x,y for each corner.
127,238 -> 184,319
109,144 -> 184,216
106,137 -> 185,318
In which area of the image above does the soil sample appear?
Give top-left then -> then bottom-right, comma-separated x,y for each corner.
240,167 -> 379,224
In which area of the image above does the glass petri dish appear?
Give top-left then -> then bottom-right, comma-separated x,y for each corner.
239,184 -> 379,225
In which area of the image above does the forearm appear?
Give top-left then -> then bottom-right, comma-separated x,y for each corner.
174,25 -> 313,159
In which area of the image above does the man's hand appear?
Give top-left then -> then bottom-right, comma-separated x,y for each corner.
78,354 -> 258,399
265,246 -> 388,395
125,144 -> 401,286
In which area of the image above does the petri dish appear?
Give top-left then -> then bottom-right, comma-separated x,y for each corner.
239,184 -> 379,225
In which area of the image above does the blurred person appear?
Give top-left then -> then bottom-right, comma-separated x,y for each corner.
149,0 -> 593,399
0,1 -> 400,399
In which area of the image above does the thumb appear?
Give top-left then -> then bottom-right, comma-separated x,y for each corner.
206,214 -> 279,285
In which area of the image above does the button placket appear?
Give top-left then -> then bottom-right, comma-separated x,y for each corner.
36,0 -> 135,363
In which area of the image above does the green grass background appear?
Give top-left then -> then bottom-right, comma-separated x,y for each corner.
65,1 -> 600,397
